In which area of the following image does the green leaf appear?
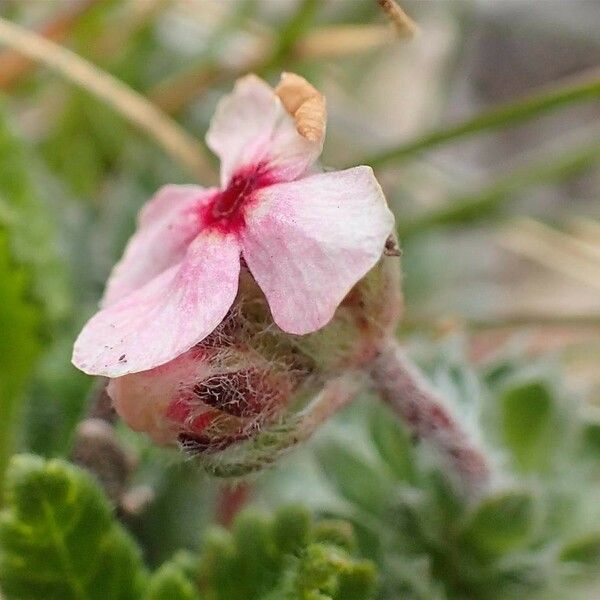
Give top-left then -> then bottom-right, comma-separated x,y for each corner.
560,534 -> 600,567
500,381 -> 556,471
0,455 -> 148,600
231,510 -> 281,596
580,419 -> 600,460
459,491 -> 535,559
146,560 -> 200,600
273,504 -> 311,556
369,404 -> 416,483
197,505 -> 377,600
198,526 -> 238,598
0,104 -> 71,481
364,72 -> 600,168
0,234 -> 40,498
42,90 -> 126,198
333,561 -> 378,600
295,544 -> 376,600
0,105 -> 69,323
396,139 -> 600,237
311,520 -> 357,554
316,442 -> 392,516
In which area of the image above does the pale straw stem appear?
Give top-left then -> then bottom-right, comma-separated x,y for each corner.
376,0 -> 419,39
0,17 -> 214,182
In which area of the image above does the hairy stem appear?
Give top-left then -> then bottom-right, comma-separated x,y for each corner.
368,337 -> 492,494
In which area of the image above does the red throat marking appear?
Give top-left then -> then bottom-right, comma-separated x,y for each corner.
201,163 -> 275,235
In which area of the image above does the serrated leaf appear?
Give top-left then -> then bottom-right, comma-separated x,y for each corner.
197,505 -> 377,600
146,561 -> 200,600
0,455 -> 148,600
333,560 -> 377,600
500,381 -> 556,471
312,520 -> 357,554
459,491 -> 534,559
231,510 -> 280,597
296,543 -> 376,599
273,504 -> 311,556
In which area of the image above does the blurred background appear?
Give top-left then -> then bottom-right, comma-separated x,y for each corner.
0,1 -> 599,598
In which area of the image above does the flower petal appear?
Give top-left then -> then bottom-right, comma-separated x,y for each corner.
102,184 -> 216,307
107,350 -> 214,445
241,166 -> 395,335
73,232 -> 241,377
206,74 -> 322,186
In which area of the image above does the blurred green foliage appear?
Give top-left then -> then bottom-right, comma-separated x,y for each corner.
295,343 -> 600,599
0,235 -> 39,499
0,455 -> 375,600
0,105 -> 69,496
197,505 -> 376,600
0,455 -> 148,600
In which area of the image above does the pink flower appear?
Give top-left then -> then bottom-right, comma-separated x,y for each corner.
72,73 -> 394,379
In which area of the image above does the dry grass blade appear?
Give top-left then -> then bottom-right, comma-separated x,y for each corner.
498,218 -> 600,292
297,24 -> 397,60
0,16 -> 215,182
568,218 -> 600,258
0,0 -> 100,89
151,21 -> 397,115
376,0 -> 419,39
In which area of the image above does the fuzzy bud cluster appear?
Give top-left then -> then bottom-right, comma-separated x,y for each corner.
73,72 -> 400,470
109,255 -> 401,460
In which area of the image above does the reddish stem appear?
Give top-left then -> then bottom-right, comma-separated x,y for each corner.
368,337 -> 492,494
216,482 -> 252,528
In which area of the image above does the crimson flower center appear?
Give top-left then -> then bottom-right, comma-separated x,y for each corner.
205,164 -> 274,234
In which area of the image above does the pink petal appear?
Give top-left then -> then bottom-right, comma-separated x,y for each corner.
102,185 -> 216,307
107,350 -> 214,445
241,166 -> 395,335
206,75 -> 322,186
73,232 -> 241,377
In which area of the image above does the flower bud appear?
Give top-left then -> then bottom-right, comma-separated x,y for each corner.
108,254 -> 401,466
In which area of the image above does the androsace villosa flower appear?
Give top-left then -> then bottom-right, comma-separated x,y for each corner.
72,72 -> 400,453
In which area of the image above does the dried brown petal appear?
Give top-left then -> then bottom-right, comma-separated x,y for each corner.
275,72 -> 326,143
